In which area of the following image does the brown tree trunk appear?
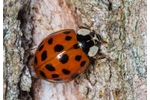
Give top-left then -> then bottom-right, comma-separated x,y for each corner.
3,0 -> 146,100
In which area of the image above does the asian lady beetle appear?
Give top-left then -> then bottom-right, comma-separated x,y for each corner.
34,28 -> 102,82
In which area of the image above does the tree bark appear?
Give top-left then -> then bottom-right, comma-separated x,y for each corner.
3,0 -> 146,100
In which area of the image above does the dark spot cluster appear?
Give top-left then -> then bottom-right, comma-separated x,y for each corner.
39,54 -> 87,81
37,30 -> 74,64
37,31 -> 88,81
63,30 -> 72,42
40,63 -> 73,79
38,38 -> 53,52
40,71 -> 63,82
75,55 -> 86,67
38,37 -> 65,63
36,38 -> 53,63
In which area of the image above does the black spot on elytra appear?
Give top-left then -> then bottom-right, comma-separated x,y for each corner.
62,69 -> 70,75
65,36 -> 72,41
59,54 -> 69,64
71,73 -> 79,79
38,45 -> 44,51
75,55 -> 82,61
63,31 -> 71,34
80,61 -> 86,67
52,74 -> 59,78
45,64 -> 55,71
40,71 -> 47,78
54,44 -> 64,52
41,50 -> 47,61
73,44 -> 80,49
48,38 -> 53,44
34,56 -> 38,64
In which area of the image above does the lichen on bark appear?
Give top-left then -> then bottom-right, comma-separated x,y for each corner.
3,0 -> 32,100
3,0 -> 146,100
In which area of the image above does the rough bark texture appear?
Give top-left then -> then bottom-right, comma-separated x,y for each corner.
3,0 -> 146,100
3,0 -> 32,100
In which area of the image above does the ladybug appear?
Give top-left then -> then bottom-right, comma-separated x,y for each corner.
34,28 -> 103,82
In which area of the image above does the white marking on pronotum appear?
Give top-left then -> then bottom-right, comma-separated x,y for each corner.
77,29 -> 90,36
88,46 -> 99,57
